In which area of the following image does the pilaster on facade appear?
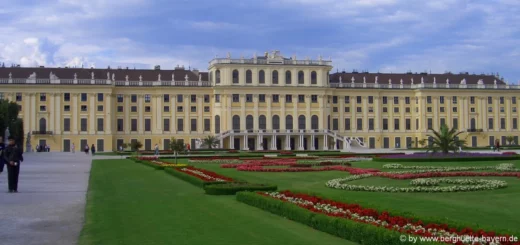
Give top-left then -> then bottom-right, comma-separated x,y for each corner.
183,94 -> 189,133
105,93 -> 112,134
305,95 -> 311,131
240,94 -> 246,130
197,95 -> 203,134
253,94 -> 259,130
280,94 -> 286,130
49,93 -> 55,132
266,95 -> 272,130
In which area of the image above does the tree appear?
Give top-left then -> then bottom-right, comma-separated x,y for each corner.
418,139 -> 427,148
130,140 -> 143,155
201,135 -> 219,149
506,136 -> 515,146
121,143 -> 128,150
426,124 -> 466,154
0,99 -> 24,148
170,138 -> 186,164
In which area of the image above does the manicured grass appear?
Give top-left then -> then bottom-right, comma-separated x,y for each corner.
79,159 -> 353,245
183,159 -> 520,234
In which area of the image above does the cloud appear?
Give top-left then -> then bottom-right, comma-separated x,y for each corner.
189,21 -> 242,31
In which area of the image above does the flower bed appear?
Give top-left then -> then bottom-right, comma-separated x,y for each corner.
374,153 -> 520,162
176,167 -> 233,182
382,163 -> 519,173
376,171 -> 520,180
237,165 -> 379,173
203,182 -> 277,195
133,157 -> 187,169
189,159 -> 242,164
237,190 -> 519,245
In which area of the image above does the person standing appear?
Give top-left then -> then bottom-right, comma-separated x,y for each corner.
3,136 -> 23,193
91,144 -> 96,156
154,144 -> 159,156
85,144 -> 89,154
495,139 -> 501,152
71,143 -> 75,153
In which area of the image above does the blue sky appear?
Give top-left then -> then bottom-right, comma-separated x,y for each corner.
0,0 -> 519,82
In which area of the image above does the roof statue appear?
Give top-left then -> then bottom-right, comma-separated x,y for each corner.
91,72 -> 94,79
363,76 -> 366,83
50,72 -> 58,80
400,79 -> 403,85
185,74 -> 189,81
460,78 -> 466,85
411,77 -> 414,84
158,73 -> 161,81
112,73 -> 115,81
388,78 -> 392,85
74,73 -> 77,79
29,72 -> 36,79
319,55 -> 323,61
125,75 -> 129,81
199,74 -> 202,81
339,76 -> 342,83
139,75 -> 142,82
227,52 -> 231,59
478,79 -> 484,85
445,78 -> 448,84
172,73 -> 175,81
107,72 -> 110,80
421,77 -> 424,84
494,79 -> 497,85
351,76 -> 355,83
253,53 -> 257,59
375,76 -> 378,84
8,72 -> 12,78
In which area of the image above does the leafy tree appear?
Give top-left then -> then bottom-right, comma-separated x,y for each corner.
0,99 -> 24,148
170,138 -> 186,164
418,139 -> 427,148
426,124 -> 466,154
130,140 -> 143,155
121,143 -> 128,151
506,136 -> 515,146
201,135 -> 219,149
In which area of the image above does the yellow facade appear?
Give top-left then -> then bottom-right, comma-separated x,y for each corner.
0,51 -> 518,152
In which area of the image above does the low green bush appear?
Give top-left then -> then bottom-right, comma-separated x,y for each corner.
204,183 -> 277,195
236,192 -> 429,245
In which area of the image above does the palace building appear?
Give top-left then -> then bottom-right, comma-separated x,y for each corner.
0,50 -> 518,152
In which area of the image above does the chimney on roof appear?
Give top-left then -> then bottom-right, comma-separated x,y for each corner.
154,65 -> 160,70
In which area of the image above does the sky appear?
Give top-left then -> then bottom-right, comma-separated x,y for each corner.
0,0 -> 519,83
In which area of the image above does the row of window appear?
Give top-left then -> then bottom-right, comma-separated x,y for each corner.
213,69 -> 319,84
116,94 -> 213,103
115,105 -> 211,113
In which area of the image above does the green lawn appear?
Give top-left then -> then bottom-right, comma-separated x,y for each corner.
180,159 -> 520,234
79,159 -> 353,245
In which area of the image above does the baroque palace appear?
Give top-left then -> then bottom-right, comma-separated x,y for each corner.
0,51 -> 518,152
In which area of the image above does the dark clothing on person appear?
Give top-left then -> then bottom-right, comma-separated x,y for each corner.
91,145 -> 96,156
3,144 -> 23,192
0,143 -> 5,173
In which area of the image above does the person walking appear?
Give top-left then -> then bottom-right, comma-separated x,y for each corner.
0,136 -> 5,176
495,139 -> 501,152
71,143 -> 75,153
85,144 -> 89,154
3,136 -> 23,193
91,144 -> 96,156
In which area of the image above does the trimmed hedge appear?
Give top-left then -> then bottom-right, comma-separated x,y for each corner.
236,192 -> 434,245
204,183 -> 277,195
373,155 -> 520,162
163,168 -> 222,188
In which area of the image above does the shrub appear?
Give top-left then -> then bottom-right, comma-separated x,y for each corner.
204,183 -> 277,195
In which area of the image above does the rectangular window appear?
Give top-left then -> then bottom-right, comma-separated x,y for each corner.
344,107 -> 350,113
191,95 -> 196,103
40,93 -> 47,101
332,96 -> 338,104
191,106 -> 196,112
470,96 -> 475,104
80,118 -> 87,132
131,94 -> 137,103
131,119 -> 137,131
164,94 -> 170,103
357,96 -> 362,104
204,119 -> 210,131
81,105 -> 87,112
453,118 -> 458,129
332,119 -> 338,130
344,118 -> 351,130
383,119 -> 388,130
357,107 -> 362,113
394,107 -> 399,113
177,119 -> 184,132
204,106 -> 210,112
311,95 -> 318,103
382,96 -> 387,104
393,96 -> 399,104
501,118 -> 506,129
405,107 -> 410,113
488,96 -> 493,104
333,107 -> 338,113
488,118 -> 494,130
427,96 -> 432,104
81,93 -> 87,102
286,95 -> 292,103
177,95 -> 183,103
344,96 -> 350,104
298,95 -> 305,103
368,118 -> 374,130
416,118 -> 419,130
500,107 -> 505,113
233,94 -> 240,102
117,94 -> 123,103
272,95 -> 279,103
513,97 -> 517,104
64,105 -> 70,111
97,93 -> 104,102
64,93 -> 71,101
440,118 -> 446,127
215,94 -> 220,103
427,118 -> 433,129
117,119 -> 124,132
144,94 -> 151,103
259,94 -> 266,102
406,118 -> 411,130
368,96 -> 374,104
427,107 -> 432,113
513,118 -> 518,130
177,106 -> 183,112
163,118 -> 170,131
394,118 -> 400,130
453,107 -> 457,112
356,118 -> 362,130
64,118 -> 70,132
453,96 -> 457,104
440,107 -> 445,113
14,93 -> 21,101
145,119 -> 151,131
439,96 -> 444,104
246,94 -> 253,102
40,105 -> 46,111
383,107 -> 387,113
131,106 -> 137,112
488,107 -> 492,112
164,106 -> 170,112
204,94 -> 210,103
405,97 -> 410,104
191,118 -> 197,132
97,105 -> 103,112
500,97 -> 504,104
117,106 -> 123,112
97,118 -> 104,131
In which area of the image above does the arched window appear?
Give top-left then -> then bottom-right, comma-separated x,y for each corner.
246,70 -> 252,84
216,70 -> 221,84
311,71 -> 317,84
232,115 -> 240,131
272,70 -> 278,84
259,70 -> 265,84
246,115 -> 254,130
311,115 -> 319,130
259,115 -> 267,130
286,115 -> 293,130
470,118 -> 476,130
298,71 -> 304,84
285,71 -> 292,84
215,115 -> 220,134
298,115 -> 306,130
39,118 -> 47,132
232,69 -> 239,84
272,115 -> 280,130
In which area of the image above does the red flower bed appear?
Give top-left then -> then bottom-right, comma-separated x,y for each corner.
375,171 -> 520,180
260,190 -> 520,245
237,165 -> 379,174
138,156 -> 159,160
174,166 -> 234,182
